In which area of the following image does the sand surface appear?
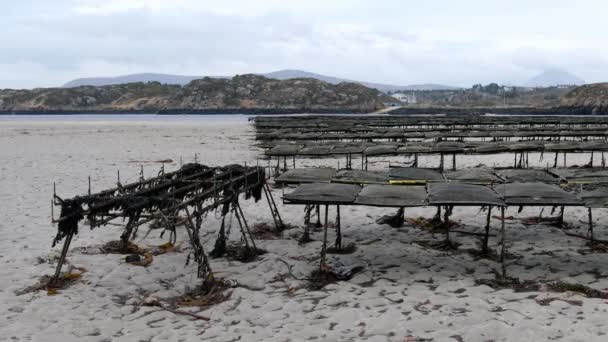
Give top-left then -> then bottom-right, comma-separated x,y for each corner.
1,115 -> 608,341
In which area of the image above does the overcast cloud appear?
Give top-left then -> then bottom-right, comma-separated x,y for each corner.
2,0 -> 607,89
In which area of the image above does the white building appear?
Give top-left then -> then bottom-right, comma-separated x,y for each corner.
391,92 -> 417,104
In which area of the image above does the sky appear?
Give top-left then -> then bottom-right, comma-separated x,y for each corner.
2,0 -> 608,89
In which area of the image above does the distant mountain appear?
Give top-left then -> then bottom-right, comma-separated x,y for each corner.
62,69 -> 458,92
526,69 -> 585,87
263,69 -> 458,92
63,73 -> 212,88
262,69 -> 346,85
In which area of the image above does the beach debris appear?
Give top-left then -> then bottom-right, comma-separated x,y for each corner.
159,278 -> 235,313
149,242 -> 181,255
330,262 -> 364,280
327,242 -> 357,254
101,240 -> 146,254
477,274 -> 608,302
546,281 -> 608,299
535,297 -> 583,306
476,275 -> 541,293
16,264 -> 87,296
307,262 -> 365,290
126,253 -> 153,267
307,269 -> 338,290
578,241 -> 608,254
251,222 -> 284,240
406,217 -> 438,230
414,239 -> 462,251
125,254 -> 142,263
223,243 -> 266,262
376,208 -> 404,228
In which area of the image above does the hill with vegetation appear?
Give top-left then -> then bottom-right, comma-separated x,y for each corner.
4,77 -> 608,115
561,83 -> 608,114
0,74 -> 393,113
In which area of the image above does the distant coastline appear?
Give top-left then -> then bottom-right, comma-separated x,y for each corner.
0,106 -> 602,116
0,74 -> 391,115
0,108 -> 376,115
1,76 -> 607,116
387,106 -> 598,116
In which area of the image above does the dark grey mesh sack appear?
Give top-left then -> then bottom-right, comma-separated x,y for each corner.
333,169 -> 389,184
398,144 -> 432,153
505,141 -> 544,152
549,168 -> 608,184
389,167 -> 444,182
332,143 -> 366,154
266,144 -> 302,156
364,144 -> 398,156
354,185 -> 428,207
579,188 -> 608,208
428,183 -> 504,206
283,183 -> 361,204
544,142 -> 582,152
445,168 -> 503,184
433,142 -> 465,153
496,182 -> 582,205
578,141 -> 608,151
275,168 -> 336,184
298,145 -> 335,156
498,169 -> 560,184
472,143 -> 510,154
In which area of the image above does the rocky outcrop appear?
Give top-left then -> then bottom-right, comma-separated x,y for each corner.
0,82 -> 177,112
166,74 -> 391,112
561,83 -> 608,115
0,75 -> 391,113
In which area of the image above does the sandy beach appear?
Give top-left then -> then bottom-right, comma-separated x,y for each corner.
1,115 -> 608,341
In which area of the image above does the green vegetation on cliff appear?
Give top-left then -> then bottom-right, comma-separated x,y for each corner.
562,83 -> 608,114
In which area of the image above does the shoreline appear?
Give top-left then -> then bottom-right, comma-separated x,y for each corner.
0,108 -> 376,115
0,105 -> 603,116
